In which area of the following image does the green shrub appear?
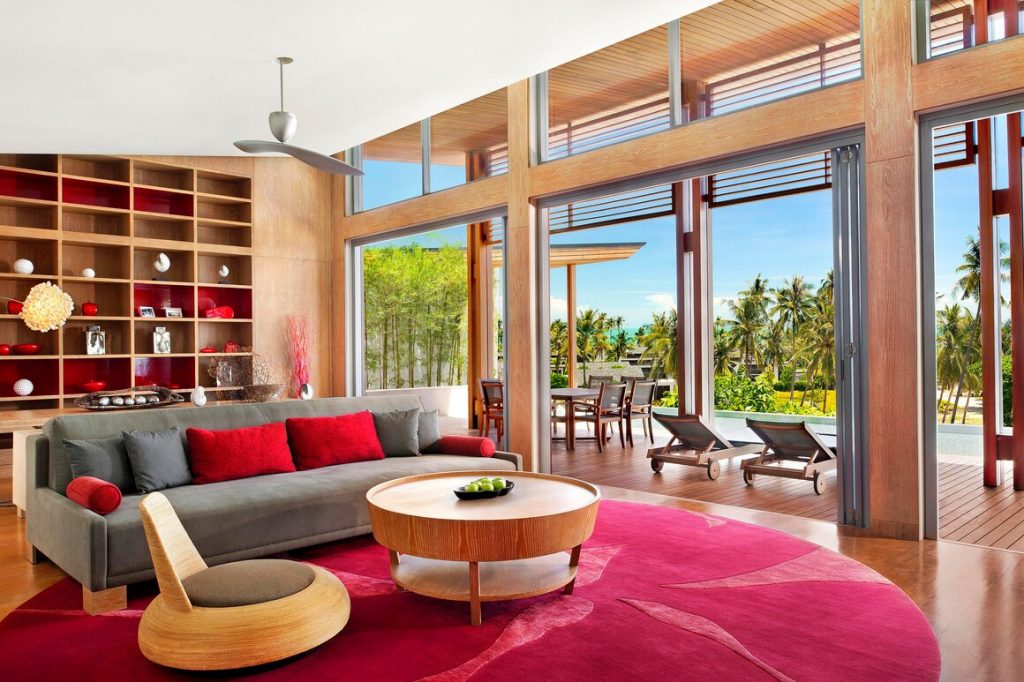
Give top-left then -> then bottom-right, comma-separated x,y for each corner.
774,400 -> 826,416
658,386 -> 679,408
550,373 -> 569,389
714,372 -> 775,412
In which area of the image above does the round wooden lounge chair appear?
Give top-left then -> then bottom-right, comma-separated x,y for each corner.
137,492 -> 350,671
741,419 -> 838,495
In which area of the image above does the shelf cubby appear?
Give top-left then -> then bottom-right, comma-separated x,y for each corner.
0,238 -> 57,277
196,170 -> 250,200
62,242 -> 130,280
133,282 -> 195,317
0,358 -> 59,398
197,255 -> 251,287
134,214 -> 194,242
197,319 -> 252,352
133,246 -> 194,284
63,205 -> 130,236
134,187 -> 194,217
0,318 -> 57,355
61,156 -> 130,183
198,286 -> 252,319
134,161 -> 193,191
133,319 -> 194,355
0,169 -> 58,202
0,277 -> 57,307
0,155 -> 58,173
63,357 -> 132,394
197,197 -> 250,224
0,200 -> 58,231
63,280 -> 131,318
134,356 -> 194,391
197,221 -> 251,248
62,177 -> 130,210
63,318 -> 130,356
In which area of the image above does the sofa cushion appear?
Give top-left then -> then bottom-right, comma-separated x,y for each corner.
123,427 -> 192,493
182,559 -> 314,607
64,436 -> 135,493
44,395 -> 426,494
103,454 -> 515,581
417,409 -> 442,453
437,435 -> 496,457
186,422 -> 296,484
374,408 -> 421,457
286,411 -> 385,469
66,476 -> 122,515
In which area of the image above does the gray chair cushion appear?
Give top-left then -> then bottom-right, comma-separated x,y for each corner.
123,427 -> 192,493
418,409 -> 442,453
104,454 -> 515,581
374,408 -> 422,457
182,559 -> 314,607
64,436 -> 135,493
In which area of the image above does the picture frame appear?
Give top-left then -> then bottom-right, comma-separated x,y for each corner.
153,326 -> 171,354
138,306 -> 156,318
85,327 -> 106,356
163,306 -> 183,318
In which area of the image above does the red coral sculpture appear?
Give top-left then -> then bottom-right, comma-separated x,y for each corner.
288,315 -> 311,397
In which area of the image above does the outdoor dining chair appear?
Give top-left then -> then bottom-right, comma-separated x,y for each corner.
478,379 -> 505,441
625,380 -> 656,447
574,382 -> 628,453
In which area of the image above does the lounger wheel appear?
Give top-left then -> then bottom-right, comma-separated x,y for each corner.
707,461 -> 720,480
651,458 -> 664,473
743,470 -> 755,486
813,472 -> 826,495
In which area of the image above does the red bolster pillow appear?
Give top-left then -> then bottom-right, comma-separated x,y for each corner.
67,476 -> 122,515
286,411 -> 385,469
186,422 -> 296,484
437,435 -> 496,457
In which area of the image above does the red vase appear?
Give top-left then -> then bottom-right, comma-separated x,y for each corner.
0,345 -> 10,356
6,300 -> 23,315
82,301 -> 99,316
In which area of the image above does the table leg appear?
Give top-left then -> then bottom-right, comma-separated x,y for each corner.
567,400 -> 575,450
469,561 -> 482,626
563,544 -> 582,595
389,550 -> 406,591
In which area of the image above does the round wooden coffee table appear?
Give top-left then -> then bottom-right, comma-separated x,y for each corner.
366,470 -> 601,625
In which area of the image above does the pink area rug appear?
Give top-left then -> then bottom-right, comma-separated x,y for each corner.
0,500 -> 939,680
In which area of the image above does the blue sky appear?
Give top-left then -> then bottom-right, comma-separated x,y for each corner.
362,153 -> 986,331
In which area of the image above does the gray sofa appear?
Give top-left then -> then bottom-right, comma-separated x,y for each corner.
25,395 -> 520,610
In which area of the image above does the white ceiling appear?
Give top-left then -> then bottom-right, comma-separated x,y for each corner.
1,0 -> 718,156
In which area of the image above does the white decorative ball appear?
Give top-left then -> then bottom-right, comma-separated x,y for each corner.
154,252 -> 171,273
12,378 -> 34,396
123,397 -> 135,406
191,385 -> 208,407
148,395 -> 160,404
98,396 -> 110,406
218,264 -> 230,279
13,259 -> 34,275
112,396 -> 124,406
81,267 -> 96,278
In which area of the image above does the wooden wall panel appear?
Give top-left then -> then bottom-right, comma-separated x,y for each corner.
914,37 -> 1024,114
330,174 -> 347,396
862,0 -> 922,540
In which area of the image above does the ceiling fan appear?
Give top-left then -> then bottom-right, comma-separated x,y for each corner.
234,57 -> 363,176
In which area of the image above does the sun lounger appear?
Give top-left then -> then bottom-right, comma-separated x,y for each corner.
647,413 -> 762,480
741,419 -> 838,495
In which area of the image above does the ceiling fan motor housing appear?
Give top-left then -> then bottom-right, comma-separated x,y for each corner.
269,110 -> 297,143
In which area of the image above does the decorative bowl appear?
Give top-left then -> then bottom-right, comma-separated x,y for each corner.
12,343 -> 41,355
80,380 -> 107,393
454,479 -> 514,500
75,385 -> 184,411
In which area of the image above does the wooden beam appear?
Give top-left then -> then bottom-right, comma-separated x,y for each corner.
504,80 -> 540,472
913,37 -> 1024,114
566,264 -> 577,388
862,0 -> 922,540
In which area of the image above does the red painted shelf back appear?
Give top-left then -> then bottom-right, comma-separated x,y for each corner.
134,356 -> 194,390
0,359 -> 59,397
134,187 -> 194,217
62,178 -> 129,209
0,169 -> 58,201
133,283 -> 194,316
63,357 -> 132,393
197,286 -> 252,319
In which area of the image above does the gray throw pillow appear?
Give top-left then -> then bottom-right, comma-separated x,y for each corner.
123,427 -> 192,493
373,408 -> 422,457
418,409 -> 442,453
64,436 -> 136,493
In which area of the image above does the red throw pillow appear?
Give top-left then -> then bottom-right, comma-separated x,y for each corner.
286,411 -> 385,469
186,422 -> 296,484
66,476 -> 122,515
437,435 -> 496,457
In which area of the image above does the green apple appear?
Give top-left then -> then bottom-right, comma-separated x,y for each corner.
492,478 -> 507,490
479,482 -> 494,492
465,483 -> 480,492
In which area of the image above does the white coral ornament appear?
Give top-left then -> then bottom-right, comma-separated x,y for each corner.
19,282 -> 74,332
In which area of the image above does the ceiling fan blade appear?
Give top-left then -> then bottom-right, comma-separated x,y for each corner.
233,140 -> 364,176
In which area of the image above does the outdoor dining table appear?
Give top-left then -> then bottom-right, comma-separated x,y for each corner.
550,387 -> 600,450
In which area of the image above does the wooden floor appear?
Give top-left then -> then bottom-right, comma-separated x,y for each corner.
552,428 -> 1024,553
3,491 -> 1024,680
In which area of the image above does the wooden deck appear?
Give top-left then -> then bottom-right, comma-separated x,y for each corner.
551,429 -> 1024,552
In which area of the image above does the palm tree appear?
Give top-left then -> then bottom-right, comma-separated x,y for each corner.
575,308 -> 610,381
739,275 -> 771,321
712,318 -> 734,376
771,276 -> 814,398
549,319 -> 568,373
726,297 -> 765,376
760,318 -> 787,381
935,304 -> 965,420
639,309 -> 677,381
802,298 -> 836,412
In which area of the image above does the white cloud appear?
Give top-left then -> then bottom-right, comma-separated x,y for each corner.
645,293 -> 675,312
550,296 -> 568,319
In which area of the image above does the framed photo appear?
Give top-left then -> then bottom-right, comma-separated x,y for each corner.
153,326 -> 171,354
85,327 -> 106,356
138,306 -> 156,318
163,306 -> 183,318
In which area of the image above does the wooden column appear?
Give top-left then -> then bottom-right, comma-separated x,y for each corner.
504,80 -> 540,471
1008,112 -> 1024,489
977,118 -> 1002,487
862,0 -> 922,539
330,169 -> 347,396
465,151 -> 494,429
566,264 -> 577,387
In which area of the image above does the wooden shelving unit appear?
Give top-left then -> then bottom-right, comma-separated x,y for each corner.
0,155 -> 254,410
